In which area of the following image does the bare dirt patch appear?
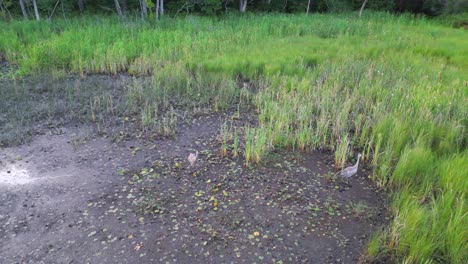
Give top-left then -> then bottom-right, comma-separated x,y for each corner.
0,112 -> 387,263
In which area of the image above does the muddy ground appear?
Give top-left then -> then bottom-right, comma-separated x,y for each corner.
0,111 -> 387,264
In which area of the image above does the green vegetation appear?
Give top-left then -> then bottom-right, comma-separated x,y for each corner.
1,0 -> 466,20
1,12 -> 467,263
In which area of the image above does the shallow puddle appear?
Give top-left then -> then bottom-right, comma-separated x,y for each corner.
0,164 -> 34,185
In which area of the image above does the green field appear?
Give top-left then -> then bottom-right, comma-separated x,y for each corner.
1,13 -> 467,263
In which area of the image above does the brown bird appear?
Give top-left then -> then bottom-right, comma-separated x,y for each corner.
188,151 -> 198,166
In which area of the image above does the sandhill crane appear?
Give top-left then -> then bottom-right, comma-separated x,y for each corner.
341,153 -> 361,179
188,151 -> 198,166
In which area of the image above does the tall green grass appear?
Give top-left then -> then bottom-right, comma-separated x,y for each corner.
1,12 -> 467,263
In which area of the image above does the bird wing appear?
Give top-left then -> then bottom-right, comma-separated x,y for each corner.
341,166 -> 355,178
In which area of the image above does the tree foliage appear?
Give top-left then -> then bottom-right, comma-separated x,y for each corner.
0,0 -> 466,20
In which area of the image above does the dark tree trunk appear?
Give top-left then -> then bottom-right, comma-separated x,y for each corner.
121,0 -> 127,14
78,0 -> 84,13
155,0 -> 159,21
141,0 -> 147,18
114,0 -> 123,16
19,0 -> 28,20
0,0 -> 13,20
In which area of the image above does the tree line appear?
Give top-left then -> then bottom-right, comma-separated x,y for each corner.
0,0 -> 466,21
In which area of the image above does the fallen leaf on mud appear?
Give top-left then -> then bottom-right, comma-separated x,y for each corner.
130,147 -> 141,156
254,231 -> 260,237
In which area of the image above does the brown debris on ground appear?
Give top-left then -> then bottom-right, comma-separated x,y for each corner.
0,113 -> 387,263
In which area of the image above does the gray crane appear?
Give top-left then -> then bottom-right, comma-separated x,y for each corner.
339,153 -> 362,180
188,150 -> 198,167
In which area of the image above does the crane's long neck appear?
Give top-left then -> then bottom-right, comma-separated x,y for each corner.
355,157 -> 360,167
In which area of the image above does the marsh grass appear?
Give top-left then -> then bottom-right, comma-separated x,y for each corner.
1,12 -> 467,263
0,69 -> 239,145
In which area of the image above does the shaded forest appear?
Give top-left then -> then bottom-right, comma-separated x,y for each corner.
1,0 -> 467,21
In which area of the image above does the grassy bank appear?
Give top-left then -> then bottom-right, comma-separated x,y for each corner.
1,13 -> 467,263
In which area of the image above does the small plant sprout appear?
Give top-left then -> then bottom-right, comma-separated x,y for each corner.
232,128 -> 239,159
245,127 -> 252,166
350,201 -> 371,218
221,122 -> 228,156
219,122 -> 230,157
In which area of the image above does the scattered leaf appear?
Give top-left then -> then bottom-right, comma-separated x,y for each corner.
135,243 -> 142,251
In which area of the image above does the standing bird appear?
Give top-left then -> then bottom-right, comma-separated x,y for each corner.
340,153 -> 361,179
188,151 -> 198,167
